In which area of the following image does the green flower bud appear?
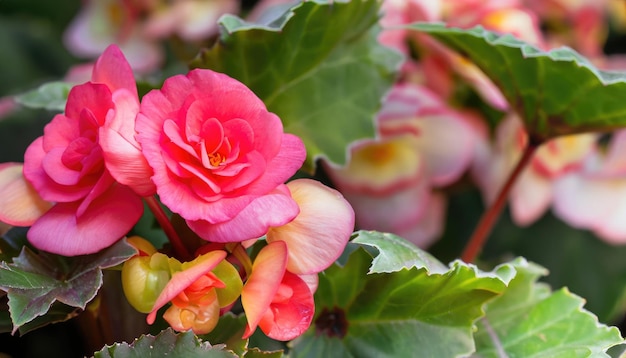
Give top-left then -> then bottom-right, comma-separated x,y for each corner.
122,252 -> 180,313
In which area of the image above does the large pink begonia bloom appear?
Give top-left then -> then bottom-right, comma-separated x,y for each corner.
326,83 -> 475,248
136,69 -> 306,243
22,45 -> 153,256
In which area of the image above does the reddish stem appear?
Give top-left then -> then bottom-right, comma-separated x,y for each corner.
144,196 -> 191,261
461,142 -> 539,263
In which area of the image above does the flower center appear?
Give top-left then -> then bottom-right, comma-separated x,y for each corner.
209,152 -> 226,167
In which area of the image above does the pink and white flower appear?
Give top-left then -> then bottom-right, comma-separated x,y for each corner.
472,113 -> 597,226
553,130 -> 626,243
326,83 -> 476,248
64,0 -> 162,73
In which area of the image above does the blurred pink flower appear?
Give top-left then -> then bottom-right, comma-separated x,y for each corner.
523,0 -> 609,58
136,69 -> 306,243
326,83 -> 476,248
553,130 -> 626,243
472,114 -> 597,226
143,0 -> 240,41
379,0 -> 441,55
18,45 -> 152,255
64,0 -> 162,73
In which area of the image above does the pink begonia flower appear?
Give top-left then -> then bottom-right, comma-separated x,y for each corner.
267,178 -> 355,275
21,45 -> 152,255
441,0 -> 543,47
326,83 -> 475,248
143,0 -> 240,41
392,1 -> 542,111
0,163 -> 52,227
241,241 -> 314,341
147,250 -> 228,334
379,0 -> 441,55
136,69 -> 306,243
415,36 -> 509,111
471,113 -> 597,226
63,0 -> 162,73
524,0 -> 609,58
553,130 -> 626,243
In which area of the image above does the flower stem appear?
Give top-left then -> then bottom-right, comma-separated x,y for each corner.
461,142 -> 539,263
144,196 -> 191,261
227,242 -> 253,277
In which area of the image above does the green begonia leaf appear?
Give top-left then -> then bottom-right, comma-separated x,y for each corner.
14,81 -> 71,112
93,328 -> 236,358
409,23 -> 626,141
290,242 -> 514,357
0,227 -> 30,262
0,239 -> 136,333
243,348 -> 284,358
473,258 -> 624,357
191,0 -> 401,172
351,230 -> 448,274
200,312 -> 249,356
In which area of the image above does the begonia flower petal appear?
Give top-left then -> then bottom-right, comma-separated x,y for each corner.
91,44 -> 138,97
553,174 -> 619,233
267,179 -> 354,274
258,271 -> 314,341
327,136 -> 423,194
409,109 -> 476,186
242,241 -> 287,338
162,288 -> 221,334
188,185 -> 300,243
63,0 -> 162,74
100,88 -> 155,196
64,82 -> 113,125
147,250 -> 227,325
393,192 -> 447,248
510,169 -> 553,226
24,138 -> 92,202
340,178 -> 430,238
0,163 -> 52,226
27,184 -> 143,256
298,273 -> 319,294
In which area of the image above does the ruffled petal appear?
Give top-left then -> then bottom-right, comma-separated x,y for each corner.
267,179 -> 354,274
510,169 -> 553,226
0,163 -> 52,226
101,89 -> 155,196
147,250 -> 227,325
241,241 -> 287,338
91,44 -> 138,97
27,184 -> 143,256
187,185 -> 300,243
258,271 -> 314,341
